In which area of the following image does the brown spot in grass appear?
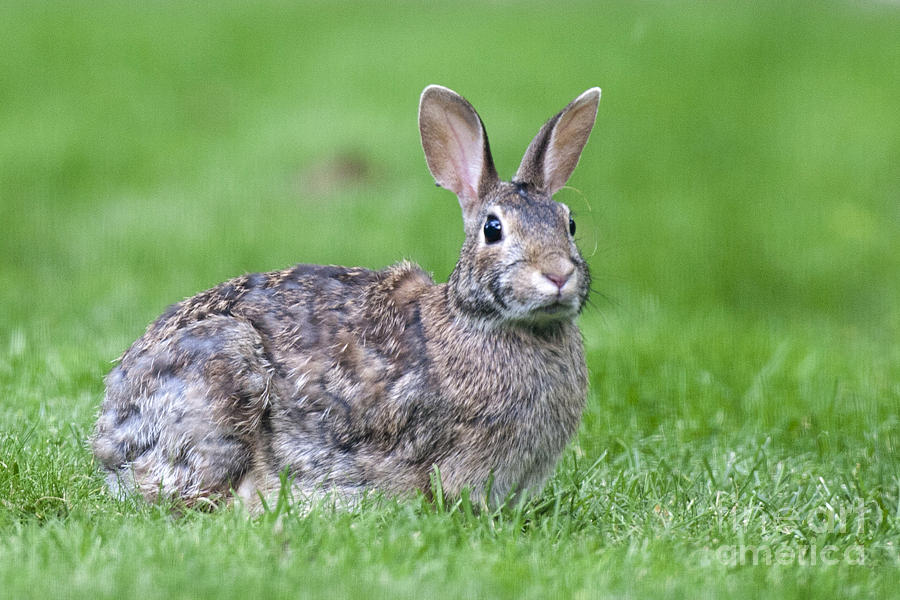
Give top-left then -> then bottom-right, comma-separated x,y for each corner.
297,150 -> 375,198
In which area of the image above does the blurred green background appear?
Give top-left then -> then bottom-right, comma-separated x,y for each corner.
2,1 -> 897,329
2,1 -> 898,329
0,1 -> 898,597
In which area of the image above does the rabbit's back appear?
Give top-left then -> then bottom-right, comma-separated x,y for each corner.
92,261 -> 443,502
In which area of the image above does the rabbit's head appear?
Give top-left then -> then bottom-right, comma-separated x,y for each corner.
419,85 -> 600,325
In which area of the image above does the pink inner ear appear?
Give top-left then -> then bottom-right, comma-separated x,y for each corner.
440,108 -> 482,202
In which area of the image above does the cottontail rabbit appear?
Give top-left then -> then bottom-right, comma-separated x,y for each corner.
92,85 -> 601,508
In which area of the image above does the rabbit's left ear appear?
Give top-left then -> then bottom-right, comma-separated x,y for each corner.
515,88 -> 601,195
419,85 -> 498,223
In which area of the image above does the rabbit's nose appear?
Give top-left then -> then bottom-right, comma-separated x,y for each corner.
542,256 -> 575,290
544,272 -> 570,290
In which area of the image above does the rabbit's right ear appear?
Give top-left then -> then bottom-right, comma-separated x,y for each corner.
419,85 -> 498,222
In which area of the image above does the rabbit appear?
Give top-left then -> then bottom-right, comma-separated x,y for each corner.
91,84 -> 602,509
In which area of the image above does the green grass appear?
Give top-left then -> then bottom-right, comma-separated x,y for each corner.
1,1 -> 898,597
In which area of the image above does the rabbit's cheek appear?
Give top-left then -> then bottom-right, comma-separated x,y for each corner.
560,272 -> 586,304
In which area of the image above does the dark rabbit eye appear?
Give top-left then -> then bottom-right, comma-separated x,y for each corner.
484,215 -> 502,244
569,217 -> 576,236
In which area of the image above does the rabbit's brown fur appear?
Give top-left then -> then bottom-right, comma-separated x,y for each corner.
92,85 -> 601,507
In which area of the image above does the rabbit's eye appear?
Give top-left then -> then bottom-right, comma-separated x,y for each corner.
483,215 -> 503,244
569,217 -> 576,236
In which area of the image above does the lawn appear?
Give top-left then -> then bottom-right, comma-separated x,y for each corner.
1,1 -> 898,598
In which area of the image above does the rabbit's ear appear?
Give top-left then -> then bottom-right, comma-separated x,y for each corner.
515,88 -> 601,195
419,85 -> 498,221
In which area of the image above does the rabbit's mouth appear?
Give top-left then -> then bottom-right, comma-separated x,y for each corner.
531,297 -> 580,319
537,306 -> 569,319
